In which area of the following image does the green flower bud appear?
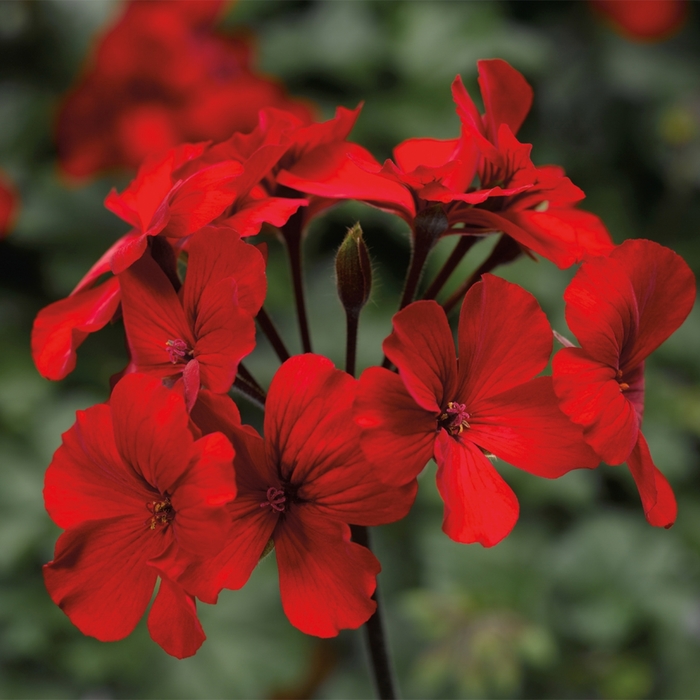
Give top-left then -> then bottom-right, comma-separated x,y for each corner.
335,223 -> 372,315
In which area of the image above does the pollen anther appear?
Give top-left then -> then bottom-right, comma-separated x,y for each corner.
165,338 -> 193,364
439,401 -> 471,435
260,487 -> 286,513
146,497 -> 174,530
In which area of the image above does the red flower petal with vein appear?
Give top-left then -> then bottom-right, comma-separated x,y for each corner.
43,373 -> 236,657
553,239 -> 695,526
183,356 -> 416,636
119,228 -> 262,409
356,274 -> 597,546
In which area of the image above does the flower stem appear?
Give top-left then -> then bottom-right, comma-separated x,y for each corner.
351,525 -> 398,700
256,307 -> 291,363
421,235 -> 480,301
345,311 -> 359,379
282,212 -> 313,353
232,374 -> 266,410
442,234 -> 523,313
237,362 -> 265,396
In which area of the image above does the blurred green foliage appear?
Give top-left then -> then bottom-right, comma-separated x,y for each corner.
1,0 -> 700,697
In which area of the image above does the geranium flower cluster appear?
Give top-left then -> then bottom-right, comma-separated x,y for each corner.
34,59 -> 695,659
56,0 -> 313,178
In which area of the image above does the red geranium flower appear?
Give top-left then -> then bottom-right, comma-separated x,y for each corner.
278,59 -> 612,271
354,274 -> 598,547
119,226 -> 265,409
552,239 -> 696,527
180,354 -> 417,637
56,0 -> 314,178
43,373 -> 237,658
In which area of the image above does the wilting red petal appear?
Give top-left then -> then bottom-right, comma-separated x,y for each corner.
276,508 -> 379,637
111,373 -> 195,494
458,274 -> 552,405
384,300 -> 458,413
610,239 -> 696,370
477,58 -> 534,140
434,430 -> 519,547
467,377 -> 599,477
355,367 -> 437,484
31,277 -> 121,380
44,404 -> 153,529
43,517 -> 162,642
553,347 -> 640,465
627,432 -> 677,528
147,576 -> 205,659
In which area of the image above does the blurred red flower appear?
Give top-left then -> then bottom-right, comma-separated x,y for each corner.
43,373 -> 237,658
0,171 -> 18,237
553,239 -> 696,527
355,275 -> 598,547
56,0 -> 314,178
591,0 -> 688,41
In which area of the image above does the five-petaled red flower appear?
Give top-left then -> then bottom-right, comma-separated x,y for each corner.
181,354 -> 417,637
553,239 -> 696,528
43,373 -> 237,658
355,274 -> 598,547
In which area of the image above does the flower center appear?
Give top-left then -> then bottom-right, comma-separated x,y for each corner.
616,369 -> 630,391
146,497 -> 174,530
438,401 -> 471,435
165,338 -> 193,364
260,487 -> 287,513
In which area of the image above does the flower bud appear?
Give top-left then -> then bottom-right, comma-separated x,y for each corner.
335,223 -> 372,315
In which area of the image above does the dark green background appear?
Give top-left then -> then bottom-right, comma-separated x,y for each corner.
0,1 -> 699,697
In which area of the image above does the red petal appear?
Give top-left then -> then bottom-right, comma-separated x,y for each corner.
44,404 -> 153,529
223,196 -> 308,237
147,576 -> 205,659
458,274 -> 552,404
393,138 -> 460,172
277,142 -> 416,221
477,59 -> 533,140
434,430 -> 519,547
467,376 -> 599,477
384,300 -> 458,412
564,254 -> 636,368
178,493 -> 276,602
276,508 -> 379,637
627,432 -> 677,528
264,354 -> 357,486
163,160 -> 245,239
111,373 -> 195,494
182,358 -> 201,412
183,227 -> 267,319
191,278 -> 257,393
119,253 -> 194,375
169,431 -> 236,558
31,277 -> 121,380
355,367 -> 437,484
43,517 -> 161,641
552,347 -> 640,465
610,239 -> 696,369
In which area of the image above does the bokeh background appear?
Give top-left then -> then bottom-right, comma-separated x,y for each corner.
1,1 -> 700,697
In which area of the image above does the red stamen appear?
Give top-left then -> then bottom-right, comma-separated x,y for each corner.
260,487 -> 286,513
165,338 -> 192,364
439,401 -> 471,435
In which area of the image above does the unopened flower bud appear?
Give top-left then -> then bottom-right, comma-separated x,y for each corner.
335,223 -> 372,315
